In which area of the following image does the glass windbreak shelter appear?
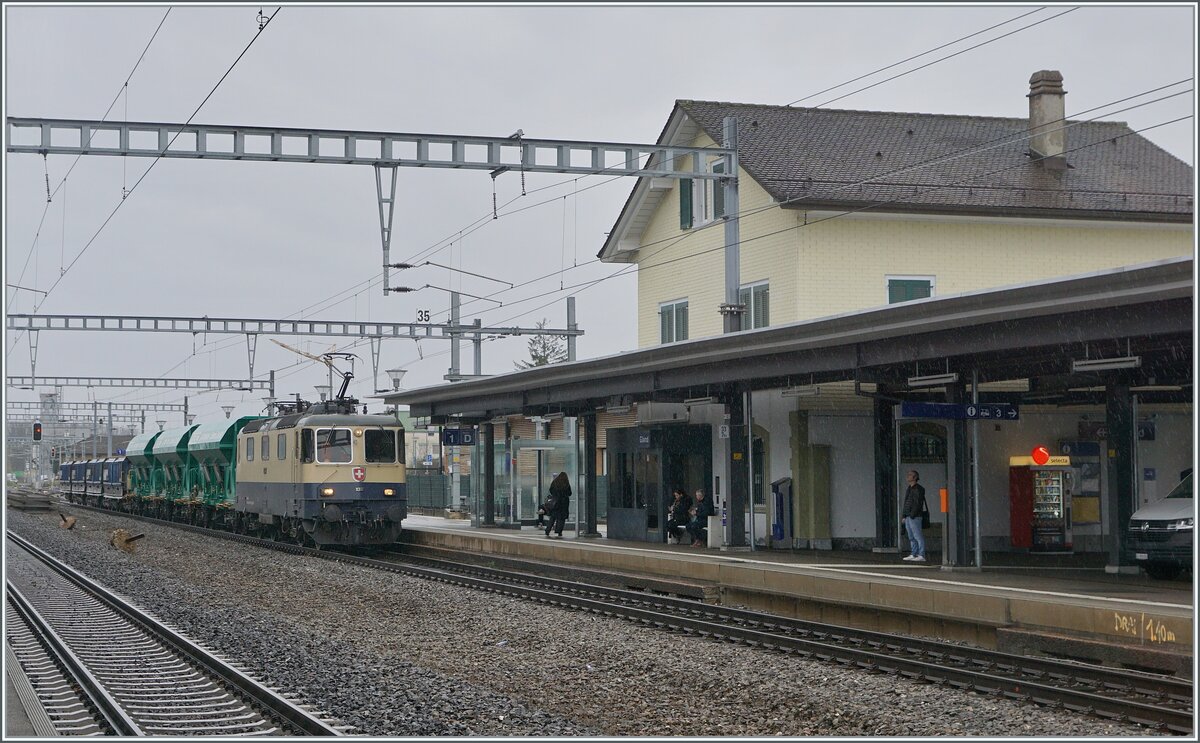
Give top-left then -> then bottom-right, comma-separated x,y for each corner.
606,425 -> 711,542
471,433 -> 578,530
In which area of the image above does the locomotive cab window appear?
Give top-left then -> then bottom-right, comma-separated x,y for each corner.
261,435 -> 270,461
277,433 -> 287,461
365,429 -> 397,463
316,428 -> 353,463
301,429 -> 315,463
245,437 -> 254,462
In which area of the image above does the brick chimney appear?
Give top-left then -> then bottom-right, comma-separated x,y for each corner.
1028,70 -> 1068,170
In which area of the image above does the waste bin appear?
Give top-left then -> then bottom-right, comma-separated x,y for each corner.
771,477 -> 793,546
707,515 -> 722,549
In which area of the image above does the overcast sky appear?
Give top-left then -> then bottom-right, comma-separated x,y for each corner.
3,3 -> 1195,431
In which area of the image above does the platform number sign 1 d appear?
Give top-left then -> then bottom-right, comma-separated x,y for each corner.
441,429 -> 476,446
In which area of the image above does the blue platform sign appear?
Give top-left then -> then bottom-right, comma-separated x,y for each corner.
900,402 -> 963,419
900,402 -> 1019,421
441,429 -> 476,446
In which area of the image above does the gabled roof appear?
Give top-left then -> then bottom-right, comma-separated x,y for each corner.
599,99 -> 1194,260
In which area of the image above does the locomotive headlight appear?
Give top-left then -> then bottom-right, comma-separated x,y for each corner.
321,487 -> 335,497
383,488 -> 395,496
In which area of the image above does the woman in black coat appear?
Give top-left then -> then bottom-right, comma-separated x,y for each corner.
545,471 -> 572,538
666,488 -> 690,544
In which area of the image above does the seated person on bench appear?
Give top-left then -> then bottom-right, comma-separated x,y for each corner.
666,488 -> 690,544
685,489 -> 714,547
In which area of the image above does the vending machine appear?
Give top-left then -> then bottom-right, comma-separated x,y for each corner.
1009,455 -> 1075,552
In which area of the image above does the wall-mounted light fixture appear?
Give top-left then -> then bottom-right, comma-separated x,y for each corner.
907,372 -> 959,388
684,396 -> 718,405
781,384 -> 821,398
1072,356 -> 1141,373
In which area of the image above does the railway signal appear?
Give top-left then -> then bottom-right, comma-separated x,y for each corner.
32,421 -> 42,441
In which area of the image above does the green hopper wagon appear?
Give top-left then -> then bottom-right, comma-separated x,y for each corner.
186,416 -> 262,507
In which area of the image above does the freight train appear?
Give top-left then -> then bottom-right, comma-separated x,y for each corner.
58,395 -> 407,547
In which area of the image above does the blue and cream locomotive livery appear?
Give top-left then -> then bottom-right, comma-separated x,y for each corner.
235,410 -> 406,546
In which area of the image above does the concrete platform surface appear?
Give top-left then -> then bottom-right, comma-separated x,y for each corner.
402,515 -> 1194,663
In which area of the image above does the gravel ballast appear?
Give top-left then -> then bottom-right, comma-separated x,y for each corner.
5,507 -> 1171,736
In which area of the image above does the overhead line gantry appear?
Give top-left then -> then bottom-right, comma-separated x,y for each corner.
6,312 -> 583,389
7,375 -> 272,392
6,116 -> 746,376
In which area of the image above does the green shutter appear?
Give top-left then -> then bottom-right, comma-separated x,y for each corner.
754,284 -> 769,328
679,179 -> 693,230
660,306 -> 672,343
888,279 -> 932,304
677,302 -> 688,341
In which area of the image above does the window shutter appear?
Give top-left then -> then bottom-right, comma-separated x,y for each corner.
739,287 -> 750,308
679,179 -> 693,230
677,303 -> 688,341
889,279 -> 932,304
660,306 -> 672,343
754,284 -> 769,328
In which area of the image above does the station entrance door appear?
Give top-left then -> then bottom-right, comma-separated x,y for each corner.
606,425 -> 711,542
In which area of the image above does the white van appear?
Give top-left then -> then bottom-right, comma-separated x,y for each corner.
1125,472 -> 1193,580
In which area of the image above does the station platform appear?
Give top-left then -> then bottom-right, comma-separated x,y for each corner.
401,515 -> 1195,676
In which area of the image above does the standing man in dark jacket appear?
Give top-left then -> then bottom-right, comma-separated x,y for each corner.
901,470 -> 927,562
545,471 -> 572,538
686,489 -> 714,547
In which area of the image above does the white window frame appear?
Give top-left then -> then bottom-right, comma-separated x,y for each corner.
739,280 -> 770,329
659,298 -> 689,344
884,274 -> 936,304
692,157 -> 726,227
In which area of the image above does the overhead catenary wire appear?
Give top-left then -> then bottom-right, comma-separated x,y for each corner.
784,6 -> 1050,107
6,7 -> 172,316
422,84 -> 1194,327
125,82 -> 1196,413
812,7 -> 1082,109
26,11 -> 1181,416
160,8 -> 1101,406
158,3 -> 1090,360
31,6 -> 282,313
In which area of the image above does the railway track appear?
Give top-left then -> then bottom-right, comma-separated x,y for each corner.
5,530 -> 346,736
40,500 -> 1195,734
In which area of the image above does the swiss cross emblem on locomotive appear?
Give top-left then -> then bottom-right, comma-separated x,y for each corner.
353,467 -> 366,482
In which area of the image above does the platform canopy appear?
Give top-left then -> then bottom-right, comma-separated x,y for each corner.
383,257 -> 1193,423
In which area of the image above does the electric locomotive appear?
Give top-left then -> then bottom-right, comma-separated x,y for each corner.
234,394 -> 407,547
